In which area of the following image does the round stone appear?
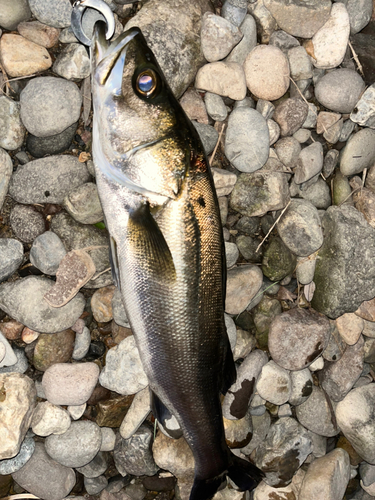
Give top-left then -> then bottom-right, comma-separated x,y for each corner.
33,329 -> 75,372
0,239 -> 24,283
289,368 -> 313,406
340,128 -> 375,176
0,96 -> 25,151
0,0 -> 31,30
314,69 -> 365,114
26,122 -> 77,158
30,231 -> 67,276
31,401 -> 71,437
9,204 -> 45,243
28,0 -> 72,28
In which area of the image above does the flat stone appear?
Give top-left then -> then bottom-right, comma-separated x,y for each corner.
10,204 -> 45,243
296,385 -> 339,437
0,96 -> 25,151
152,432 -> 194,479
45,420 -> 102,468
0,276 -> 85,333
33,329 -> 75,372
28,0 -> 72,28
244,45 -> 290,101
53,43 -> 91,81
225,15 -> 257,65
268,308 -> 331,371
0,238 -> 24,283
0,373 -> 36,460
42,362 -> 99,406
31,401 -> 71,436
0,436 -> 35,475
30,231 -> 67,276
12,442 -> 75,500
340,128 -> 375,176
119,386 -> 151,439
17,21 -> 60,48
299,448 -> 351,500
261,237 -> 297,282
201,12 -> 243,62
256,360 -> 291,405
195,62 -> 247,100
289,368 -> 313,406
26,122 -> 77,158
225,265 -> 263,315
0,34 -> 52,78
273,97 -> 309,136
314,69 -> 365,114
114,425 -> 158,476
0,0 -> 31,30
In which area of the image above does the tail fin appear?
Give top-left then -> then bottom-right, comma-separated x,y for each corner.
190,474 -> 226,500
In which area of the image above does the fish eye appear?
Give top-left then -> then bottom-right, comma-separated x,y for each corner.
136,69 -> 158,97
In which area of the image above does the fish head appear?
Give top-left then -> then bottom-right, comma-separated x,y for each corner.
91,22 -> 195,203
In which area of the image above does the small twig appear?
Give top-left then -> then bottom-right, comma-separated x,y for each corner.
338,186 -> 361,206
209,122 -> 225,167
92,266 -> 111,280
255,199 -> 291,253
4,73 -> 40,84
348,40 -> 364,77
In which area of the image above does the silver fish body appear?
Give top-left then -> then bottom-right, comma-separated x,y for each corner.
91,22 -> 263,499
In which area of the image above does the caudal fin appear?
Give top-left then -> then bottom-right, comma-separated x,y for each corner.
190,474 -> 226,500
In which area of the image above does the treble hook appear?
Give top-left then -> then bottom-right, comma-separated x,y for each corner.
71,0 -> 116,46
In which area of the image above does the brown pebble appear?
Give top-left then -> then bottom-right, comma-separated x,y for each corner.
0,34 -> 52,77
96,394 -> 134,427
111,320 -> 132,344
336,436 -> 363,466
33,329 -> 75,371
355,297 -> 375,322
22,327 -> 40,344
0,320 -> 24,340
17,21 -> 60,49
91,286 -> 116,323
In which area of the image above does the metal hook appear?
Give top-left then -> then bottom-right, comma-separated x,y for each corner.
71,0 -> 115,46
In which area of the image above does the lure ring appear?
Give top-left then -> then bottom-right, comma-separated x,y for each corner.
71,0 -> 115,46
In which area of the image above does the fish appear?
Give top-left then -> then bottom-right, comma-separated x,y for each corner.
90,21 -> 263,500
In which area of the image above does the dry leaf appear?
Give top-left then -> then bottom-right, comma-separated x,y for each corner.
79,151 -> 91,162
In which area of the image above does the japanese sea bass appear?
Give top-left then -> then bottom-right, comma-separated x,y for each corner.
90,22 -> 263,500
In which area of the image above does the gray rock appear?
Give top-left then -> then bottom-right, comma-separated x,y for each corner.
85,476 -> 108,495
294,142 -> 324,184
255,417 -> 312,487
119,386 -> 151,440
192,121 -> 218,156
195,61 -> 247,101
204,93 -> 228,122
225,242 -> 239,268
0,238 -> 24,283
288,46 -> 313,81
241,411 -> 271,456
225,15 -> 257,65
28,0 -> 72,28
294,178 -> 332,210
340,128 -> 375,176
76,451 -> 108,478
112,287 -> 130,328
221,0 -> 246,27
274,136 -> 301,168
293,128 -> 312,144
0,346 -> 29,374
53,43 -> 91,81
67,403 -> 86,421
26,122 -> 77,158
0,148 -> 13,210
63,182 -> 104,225
0,276 -> 85,333
10,204 -> 45,244
212,168 -> 237,197
302,103 -> 318,129
273,97 -> 309,136
339,118 -> 355,142
256,360 -> 291,405
201,12 -> 242,62
311,205 -> 375,318
0,331 -> 17,368
261,236 -> 297,282
323,149 -> 339,178
225,265 -> 263,315
247,0 -> 277,44
0,0 -> 31,30
45,420 -> 102,468
59,26 -> 77,44
268,119 -> 281,145
0,436 -> 35,474
72,326 -> 91,360
0,95 -> 25,150
289,368 -> 313,406
20,77 -> 82,137
346,0 -> 373,34
269,29 -> 300,52
350,83 -> 375,128
125,0 -> 213,98
314,69 -> 365,114
30,231 -> 67,276
12,442 -> 75,500
322,320 -> 347,363
100,427 -> 116,452
114,425 -> 159,476
296,254 -> 317,285
236,235 -> 262,263
295,385 -> 340,437
277,199 -> 323,257
256,99 -> 275,120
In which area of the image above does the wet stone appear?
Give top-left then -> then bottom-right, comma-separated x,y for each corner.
10,204 -> 45,244
26,122 -> 78,158
256,360 -> 291,406
31,401 -> 71,437
0,96 -> 25,151
261,237 -> 297,282
0,239 -> 24,283
53,43 -> 91,81
314,69 -> 365,114
295,385 -> 339,437
273,97 -> 309,136
114,425 -> 158,477
30,231 -> 67,276
33,329 -> 75,372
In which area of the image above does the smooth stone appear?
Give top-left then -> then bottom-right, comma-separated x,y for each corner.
195,61 -> 247,100
354,187 -> 375,228
0,346 -> 29,375
204,93 -> 228,122
316,111 -> 342,135
244,45 -> 290,101
31,401 -> 71,437
315,69 -> 365,113
273,97 -> 309,136
0,0 -> 31,30
274,136 -> 301,168
340,128 -> 375,176
296,255 -> 317,285
299,448 -> 351,500
225,15 -> 257,65
9,155 -> 90,204
180,89 -> 208,124
26,122 -> 77,158
153,433 -> 194,487
225,265 -> 263,315
0,238 -> 24,283
269,308 -> 331,371
296,385 -> 339,437
0,34 -> 52,78
64,182 -> 104,225
256,99 -> 275,120
339,118 -> 355,142
100,427 -> 116,452
201,12 -> 242,62
269,29 -> 300,52
256,360 -> 291,405
252,296 -> 282,348
288,46 -> 313,80
289,368 -> 313,406
76,451 -> 108,478
67,403 -> 86,420
17,21 -> 60,48
0,276 -> 85,333
254,417 -> 312,487
346,0 -> 373,34
332,170 -> 352,206
232,328 -> 256,362
12,442 -> 75,500
311,205 -> 375,318
114,425 -> 158,476
225,242 -> 239,269
225,107 -> 269,172
241,411 -> 271,457
28,0 -> 72,28
356,298 -> 375,323
293,128 -> 312,143
221,0 -> 246,27
119,386 -> 151,440
261,237 -> 297,282
236,235 -> 262,263
263,0 -> 331,38
212,168 -> 237,197
0,373 -> 36,460
0,320 -> 24,341
277,199 -> 323,256
53,43 -> 90,81
268,119 -> 281,145
10,204 -> 45,244
99,336 -> 148,395
95,393 -> 133,428
0,96 -> 25,151
33,329 -> 75,372
112,287 -> 130,328
0,436 -> 35,475
20,76 -> 82,137
45,420 -> 102,468
223,411 -> 252,449
302,103 -> 318,129
336,312 -> 364,345
310,3 -> 350,69
192,121 -> 218,156
309,355 -> 324,371
42,362 -> 99,406
72,326 -> 91,360
0,149 -> 12,210
351,83 -> 375,129
85,476 -> 108,495
30,231 -> 67,276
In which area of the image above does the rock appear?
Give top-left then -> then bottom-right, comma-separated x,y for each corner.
255,417 -> 312,487
100,427 -> 116,452
10,204 -> 45,243
76,451 -> 108,478
311,205 -> 375,318
212,168 -> 237,197
0,373 -> 36,460
180,89 -> 208,124
274,136 -> 301,169
28,0 -> 72,28
351,83 -> 375,129
114,425 -> 158,476
336,312 -> 364,345
99,336 -> 148,395
332,170 -> 352,206
125,0 -> 213,98
289,368 -> 313,406
12,442 -> 75,500
30,231 -> 67,276
256,360 -> 291,405
225,265 -> 263,315
84,476 -> 108,495
33,329 -> 75,372
288,46 -> 313,81
0,96 -> 25,151
317,112 -> 342,135
192,121 -> 218,156
223,410 -> 252,449
268,308 -> 331,371
263,0 -> 331,38
248,0 -> 277,44
236,235 -> 262,263
0,276 -> 85,333
221,0 -> 246,27
120,386 -> 150,440
314,69 -> 365,114
273,97 -> 309,136
340,128 -> 375,176
204,93 -> 227,122
31,401 -> 71,436
261,237 -> 297,282
42,362 -> 99,406
0,149 -> 12,210
346,0 -> 373,34
309,355 -> 324,371
310,3 -> 350,69
299,448 -> 350,500
302,103 -> 318,129
323,149 -> 339,178
225,107 -> 269,172
0,320 -> 24,341
356,298 -> 375,323
20,77 -> 82,137
0,34 -> 52,78
200,13 -> 242,62
72,326 -> 91,360
91,286 -> 116,323
52,43 -> 90,81
0,239 -> 24,283
244,45 -> 290,101
230,171 -> 289,217
296,385 -> 339,437
26,122 -> 77,158
112,287 -> 130,328
0,436 -> 35,475
67,403 -> 86,420
293,128 -> 312,144
95,394 -> 133,428
252,296 -> 282,348
153,432 -> 194,479
225,242 -> 239,269
0,0 -> 31,30
195,61 -> 247,100
269,29 -> 300,52
17,21 -> 60,48
225,15 -> 257,65
0,346 -> 29,375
